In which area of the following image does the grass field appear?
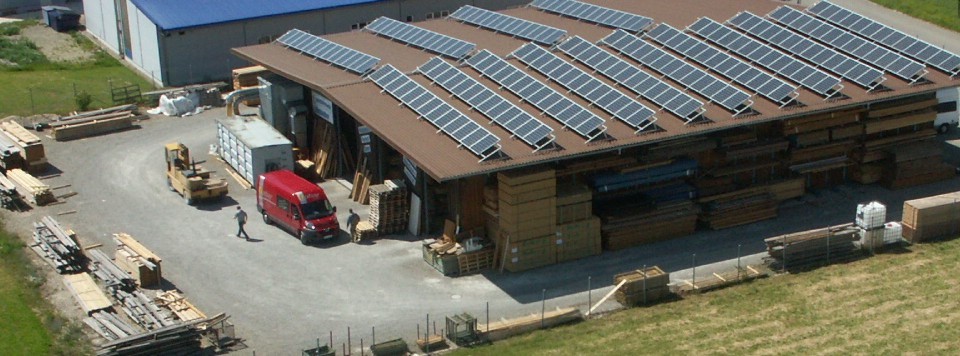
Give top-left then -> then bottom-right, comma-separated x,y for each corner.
0,22 -> 154,117
871,0 -> 960,32
458,238 -> 960,355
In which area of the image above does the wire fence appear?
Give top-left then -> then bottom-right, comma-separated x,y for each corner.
0,79 -> 143,118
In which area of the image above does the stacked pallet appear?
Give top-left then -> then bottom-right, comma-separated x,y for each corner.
30,216 -> 83,273
84,311 -> 138,341
902,191 -> 960,243
49,108 -> 141,141
600,201 -> 700,250
352,220 -> 378,242
457,248 -> 495,276
881,141 -> 955,189
368,179 -> 408,235
613,266 -> 670,306
114,233 -> 163,288
156,291 -> 206,323
88,248 -> 138,293
0,120 -> 46,173
232,65 -> 267,91
764,223 -> 862,271
497,168 -> 556,272
7,168 -> 55,205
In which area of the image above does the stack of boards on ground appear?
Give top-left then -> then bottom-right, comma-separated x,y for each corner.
496,168 -> 556,272
764,223 -> 861,271
6,168 -> 54,205
613,266 -> 670,306
0,120 -> 46,173
48,105 -> 143,141
114,233 -> 163,288
555,183 -> 601,262
368,179 -> 409,235
902,191 -> 960,243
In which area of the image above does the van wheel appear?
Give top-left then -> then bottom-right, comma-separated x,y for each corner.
262,212 -> 271,225
184,196 -> 194,205
298,230 -> 309,245
938,123 -> 951,134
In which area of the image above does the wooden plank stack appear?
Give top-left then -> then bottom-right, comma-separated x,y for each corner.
502,234 -> 556,272
902,191 -> 960,243
613,266 -> 670,306
63,273 -> 113,315
0,130 -> 24,170
97,320 -> 204,356
483,307 -> 582,342
881,141 -> 955,189
30,216 -> 83,273
84,311 -> 138,341
352,220 -> 378,242
114,233 -> 163,288
0,120 -> 46,173
115,289 -> 177,330
88,248 -> 138,293
600,201 -> 700,250
7,168 -> 55,205
232,65 -> 267,91
368,179 -> 408,235
49,108 -> 141,141
555,183 -> 600,262
156,290 -> 206,323
674,264 -> 768,295
764,223 -> 862,271
497,168 -> 557,272
697,178 -> 804,230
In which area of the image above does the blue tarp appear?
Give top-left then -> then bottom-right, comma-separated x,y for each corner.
130,0 -> 385,31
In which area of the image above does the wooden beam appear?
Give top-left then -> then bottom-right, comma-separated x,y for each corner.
588,279 -> 627,315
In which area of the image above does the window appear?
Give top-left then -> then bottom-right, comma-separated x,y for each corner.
426,12 -> 435,20
278,198 -> 290,212
936,101 -> 957,113
258,35 -> 278,44
406,16 -> 413,22
351,22 -> 367,30
440,11 -> 449,17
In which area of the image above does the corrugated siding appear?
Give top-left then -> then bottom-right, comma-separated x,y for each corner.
130,0 -> 385,30
82,0 -> 121,53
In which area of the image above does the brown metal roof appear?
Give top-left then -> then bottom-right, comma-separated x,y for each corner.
232,0 -> 960,182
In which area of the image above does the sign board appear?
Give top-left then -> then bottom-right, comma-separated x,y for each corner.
312,91 -> 334,124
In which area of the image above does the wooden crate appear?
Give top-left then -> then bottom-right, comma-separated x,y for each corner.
556,217 -> 601,262
557,202 -> 592,224
114,233 -> 162,288
457,248 -> 494,276
902,191 -> 960,242
503,234 -> 557,272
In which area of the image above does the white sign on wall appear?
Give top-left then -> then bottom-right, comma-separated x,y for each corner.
312,91 -> 334,124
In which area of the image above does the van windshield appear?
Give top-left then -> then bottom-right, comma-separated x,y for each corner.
301,200 -> 334,220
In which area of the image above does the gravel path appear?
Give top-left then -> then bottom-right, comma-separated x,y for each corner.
18,25 -> 91,63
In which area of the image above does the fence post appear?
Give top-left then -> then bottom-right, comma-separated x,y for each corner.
782,234 -> 787,273
587,276 -> 591,317
425,314 -> 430,353
28,88 -> 34,114
372,326 -> 375,346
347,326 -> 351,355
642,264 -> 647,305
737,244 -> 742,280
540,289 -> 546,328
486,302 -> 489,334
691,254 -> 697,289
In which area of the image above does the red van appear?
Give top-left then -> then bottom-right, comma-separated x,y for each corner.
257,170 -> 339,244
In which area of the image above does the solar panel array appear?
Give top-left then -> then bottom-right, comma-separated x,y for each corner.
647,24 -> 798,106
367,65 -> 501,160
465,50 -> 607,141
365,17 -> 475,59
728,12 -> 885,90
768,6 -> 926,83
808,1 -> 960,76
417,57 -> 556,151
557,36 -> 705,122
531,0 -> 653,33
601,30 -> 752,114
688,17 -> 841,97
511,43 -> 657,132
276,29 -> 380,74
451,5 -> 567,45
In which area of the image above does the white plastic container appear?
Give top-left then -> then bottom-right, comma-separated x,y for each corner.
883,222 -> 903,245
856,202 -> 887,230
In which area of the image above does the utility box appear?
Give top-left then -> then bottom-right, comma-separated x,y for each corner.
258,74 -> 304,138
41,6 -> 80,32
216,117 -> 294,187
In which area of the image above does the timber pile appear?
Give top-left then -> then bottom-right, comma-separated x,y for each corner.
496,168 -> 557,272
310,120 -> 348,179
96,319 -> 204,356
556,155 -> 636,177
113,233 -> 162,288
115,289 -> 177,330
50,108 -> 141,141
368,180 -> 408,235
674,265 -> 769,295
881,141 -> 954,189
482,184 -> 498,217
0,131 -> 24,170
156,291 -> 206,323
232,65 -> 267,91
556,184 -> 592,224
780,108 -> 862,135
502,234 -> 556,272
556,217 -> 601,262
85,311 -> 139,341
591,158 -> 697,193
600,201 -> 700,250
613,266 -> 670,306
0,173 -> 23,210
697,178 -> 805,230
31,216 -> 83,273
88,248 -> 137,293
350,158 -> 372,204
484,307 -> 582,342
352,220 -> 378,242
7,168 -> 55,205
902,191 -> 960,243
0,120 -> 46,173
764,223 -> 862,271
63,273 -> 113,315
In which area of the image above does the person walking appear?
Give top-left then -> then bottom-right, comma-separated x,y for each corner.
346,208 -> 361,242
234,206 -> 250,240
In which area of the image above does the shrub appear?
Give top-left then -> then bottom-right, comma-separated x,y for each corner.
74,91 -> 92,111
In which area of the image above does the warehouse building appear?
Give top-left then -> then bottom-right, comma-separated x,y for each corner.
231,0 -> 960,272
80,0 -> 530,87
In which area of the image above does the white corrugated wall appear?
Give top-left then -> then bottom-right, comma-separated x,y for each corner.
124,2 -> 163,86
81,0 -> 121,54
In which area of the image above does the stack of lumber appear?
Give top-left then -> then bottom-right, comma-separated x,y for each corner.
88,248 -> 137,293
0,130 -> 23,170
556,155 -> 637,177
97,319 -> 205,356
764,223 -> 862,271
0,120 -> 46,173
352,220 -> 378,242
63,273 -> 113,315
554,183 -> 600,262
350,158 -> 372,204
862,100 -> 938,135
232,65 -> 267,91
482,184 -> 498,217
156,290 -> 206,323
50,108 -> 142,141
115,289 -> 177,330
881,141 -> 954,189
84,311 -> 138,341
855,129 -> 936,163
697,178 -> 804,230
113,233 -> 162,288
556,184 -> 592,224
0,173 -> 23,210
483,307 -> 582,342
591,158 -> 697,193
368,179 -> 408,235
600,201 -> 700,250
901,191 -> 960,243
309,120 -> 349,179
7,168 -> 55,205
497,168 -> 557,272
30,216 -> 83,273
613,266 -> 670,306
674,265 -> 769,295
502,234 -> 556,272
780,108 -> 862,135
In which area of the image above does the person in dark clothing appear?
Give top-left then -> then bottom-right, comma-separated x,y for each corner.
346,209 -> 361,242
234,206 -> 250,240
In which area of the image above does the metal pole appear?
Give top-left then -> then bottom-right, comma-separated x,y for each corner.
827,232 -> 831,264
330,331 -> 333,350
426,314 -> 430,353
782,234 -> 787,273
486,302 -> 489,333
540,289 -> 546,328
372,326 -> 375,346
361,339 -> 364,356
691,254 -> 697,288
737,244 -> 742,280
642,264 -> 647,305
348,326 -> 351,354
587,276 -> 592,316
29,88 -> 34,114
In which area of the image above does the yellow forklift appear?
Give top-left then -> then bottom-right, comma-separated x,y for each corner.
164,142 -> 228,205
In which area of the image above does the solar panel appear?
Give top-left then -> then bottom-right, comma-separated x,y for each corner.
510,43 -> 658,132
647,24 -> 798,107
451,5 -> 567,45
808,1 -> 960,77
768,6 -> 926,83
557,36 -> 706,122
365,17 -> 475,59
531,0 -> 653,33
728,12 -> 885,90
688,17 -> 842,98
276,29 -> 380,74
366,65 -> 501,160
600,30 -> 752,114
417,57 -> 556,151
464,50 -> 607,141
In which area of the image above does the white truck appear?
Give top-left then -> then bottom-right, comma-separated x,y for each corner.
936,87 -> 960,134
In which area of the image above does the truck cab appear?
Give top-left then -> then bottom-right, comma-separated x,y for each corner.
936,87 -> 959,134
257,170 -> 339,244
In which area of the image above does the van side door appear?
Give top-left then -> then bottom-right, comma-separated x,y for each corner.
277,197 -> 295,231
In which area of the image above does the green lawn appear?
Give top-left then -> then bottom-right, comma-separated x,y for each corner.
458,238 -> 960,355
871,0 -> 960,32
0,229 -> 51,354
